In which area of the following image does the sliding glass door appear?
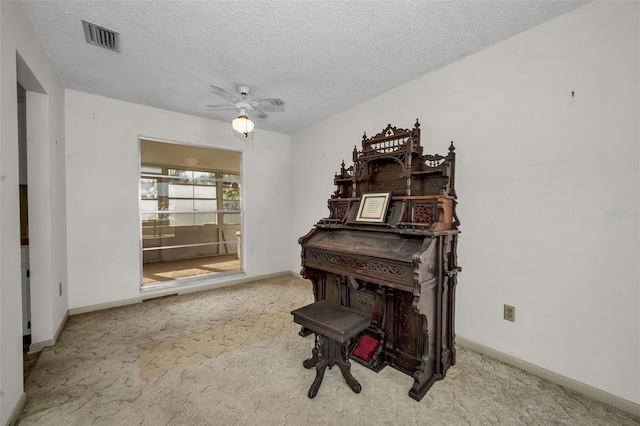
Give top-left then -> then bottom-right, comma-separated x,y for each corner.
139,139 -> 241,287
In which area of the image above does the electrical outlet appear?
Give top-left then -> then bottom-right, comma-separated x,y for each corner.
59,282 -> 63,296
504,304 -> 515,322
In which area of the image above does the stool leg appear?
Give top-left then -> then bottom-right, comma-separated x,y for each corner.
337,362 -> 361,393
307,335 -> 329,399
303,334 -> 320,369
337,342 -> 361,393
308,363 -> 327,399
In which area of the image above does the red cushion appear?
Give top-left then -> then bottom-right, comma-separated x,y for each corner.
352,334 -> 379,362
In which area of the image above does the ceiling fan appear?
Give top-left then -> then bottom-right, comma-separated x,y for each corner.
205,85 -> 285,120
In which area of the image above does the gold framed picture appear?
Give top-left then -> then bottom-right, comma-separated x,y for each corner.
354,192 -> 392,223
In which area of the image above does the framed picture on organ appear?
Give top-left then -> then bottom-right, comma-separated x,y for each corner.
354,192 -> 392,223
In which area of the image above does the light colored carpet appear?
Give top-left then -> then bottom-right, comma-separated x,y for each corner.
18,275 -> 639,425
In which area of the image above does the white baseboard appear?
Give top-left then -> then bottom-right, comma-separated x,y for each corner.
54,310 -> 69,342
5,392 -> 26,426
456,336 -> 640,419
69,270 -> 301,316
27,339 -> 54,354
28,310 -> 69,354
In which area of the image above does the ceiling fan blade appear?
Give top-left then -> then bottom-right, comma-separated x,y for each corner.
252,98 -> 285,108
210,85 -> 238,103
249,107 -> 269,120
204,104 -> 237,110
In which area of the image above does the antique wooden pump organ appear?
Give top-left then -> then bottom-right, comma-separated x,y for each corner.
299,120 -> 461,400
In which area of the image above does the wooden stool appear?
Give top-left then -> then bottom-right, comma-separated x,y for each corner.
291,300 -> 372,399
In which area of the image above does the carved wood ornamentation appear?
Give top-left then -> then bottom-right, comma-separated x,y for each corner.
412,203 -> 436,224
299,120 -> 460,401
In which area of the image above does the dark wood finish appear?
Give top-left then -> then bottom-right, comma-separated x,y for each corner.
292,301 -> 372,398
299,120 -> 461,401
19,185 -> 29,245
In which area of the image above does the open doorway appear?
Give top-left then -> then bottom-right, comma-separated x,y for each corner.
17,83 -> 31,353
139,139 -> 242,287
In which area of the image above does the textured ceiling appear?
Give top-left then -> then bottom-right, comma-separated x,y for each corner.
22,0 -> 589,135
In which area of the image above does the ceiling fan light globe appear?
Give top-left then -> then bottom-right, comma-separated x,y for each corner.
232,115 -> 254,136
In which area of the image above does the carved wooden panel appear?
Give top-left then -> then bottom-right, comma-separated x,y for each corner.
305,250 -> 414,286
336,203 -> 350,222
395,292 -> 417,357
412,203 -> 436,224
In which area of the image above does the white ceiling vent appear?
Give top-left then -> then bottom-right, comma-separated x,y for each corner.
82,20 -> 119,52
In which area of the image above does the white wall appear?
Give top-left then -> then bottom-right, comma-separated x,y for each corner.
65,90 -> 291,309
0,1 -> 67,423
1,1 -> 637,422
290,1 -> 639,405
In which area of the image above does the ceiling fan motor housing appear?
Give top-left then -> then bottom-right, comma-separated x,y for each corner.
237,85 -> 250,96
